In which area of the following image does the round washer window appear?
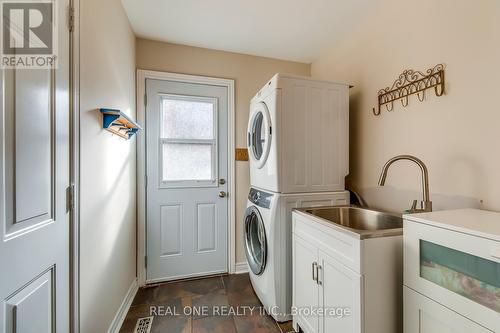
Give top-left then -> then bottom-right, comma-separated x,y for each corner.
244,206 -> 267,275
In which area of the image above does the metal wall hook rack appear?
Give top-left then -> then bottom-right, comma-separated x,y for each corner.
373,64 -> 445,116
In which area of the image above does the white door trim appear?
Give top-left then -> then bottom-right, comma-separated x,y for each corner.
70,0 -> 80,331
136,70 -> 236,286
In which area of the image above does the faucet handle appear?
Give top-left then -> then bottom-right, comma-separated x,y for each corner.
410,200 -> 418,212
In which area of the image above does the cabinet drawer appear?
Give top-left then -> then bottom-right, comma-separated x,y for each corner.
293,212 -> 361,273
404,220 -> 500,332
404,286 -> 492,333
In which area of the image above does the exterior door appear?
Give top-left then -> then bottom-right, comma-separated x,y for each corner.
146,78 -> 229,282
0,1 -> 71,332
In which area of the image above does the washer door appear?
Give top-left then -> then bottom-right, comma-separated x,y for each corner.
244,206 -> 267,275
247,102 -> 272,169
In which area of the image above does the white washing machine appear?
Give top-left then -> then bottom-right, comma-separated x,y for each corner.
248,73 -> 350,193
244,187 -> 349,322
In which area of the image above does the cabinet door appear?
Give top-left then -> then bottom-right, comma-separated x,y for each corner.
319,250 -> 362,333
404,287 -> 493,333
293,235 -> 319,333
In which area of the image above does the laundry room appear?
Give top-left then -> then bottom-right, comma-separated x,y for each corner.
1,0 -> 499,333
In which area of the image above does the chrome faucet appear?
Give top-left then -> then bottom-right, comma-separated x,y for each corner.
378,155 -> 432,213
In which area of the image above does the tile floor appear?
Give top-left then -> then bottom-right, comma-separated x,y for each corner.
119,273 -> 296,333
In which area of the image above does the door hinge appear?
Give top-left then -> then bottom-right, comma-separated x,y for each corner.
144,93 -> 147,107
66,184 -> 75,212
144,256 -> 147,268
68,6 -> 75,32
144,175 -> 148,188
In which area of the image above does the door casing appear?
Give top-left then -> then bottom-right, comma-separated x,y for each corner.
70,0 -> 80,331
136,70 -> 236,286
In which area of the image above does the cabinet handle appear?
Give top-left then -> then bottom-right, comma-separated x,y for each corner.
312,262 -> 318,282
317,265 -> 322,286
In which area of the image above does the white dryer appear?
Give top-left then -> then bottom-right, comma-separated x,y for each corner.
248,74 -> 350,194
244,187 -> 349,322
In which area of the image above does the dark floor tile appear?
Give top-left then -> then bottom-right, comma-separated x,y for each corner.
277,320 -> 296,333
225,280 -> 261,307
157,276 -> 225,300
119,298 -> 191,333
132,285 -> 158,306
193,315 -> 237,333
118,304 -> 151,333
233,313 -> 282,333
151,315 -> 191,333
222,273 -> 252,293
121,274 -> 292,333
223,273 -> 261,308
191,291 -> 230,318
134,276 -> 225,306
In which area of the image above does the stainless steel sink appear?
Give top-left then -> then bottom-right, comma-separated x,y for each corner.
298,206 -> 403,239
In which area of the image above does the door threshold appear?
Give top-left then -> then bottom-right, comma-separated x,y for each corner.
145,272 -> 228,287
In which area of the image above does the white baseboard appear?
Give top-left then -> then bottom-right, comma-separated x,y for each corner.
107,278 -> 139,333
234,261 -> 248,274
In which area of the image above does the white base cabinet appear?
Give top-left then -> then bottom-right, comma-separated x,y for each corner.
403,210 -> 500,333
293,235 -> 320,333
292,211 -> 402,333
319,249 -> 362,333
404,287 -> 492,333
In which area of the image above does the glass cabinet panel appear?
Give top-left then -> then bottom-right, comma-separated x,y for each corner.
420,240 -> 500,313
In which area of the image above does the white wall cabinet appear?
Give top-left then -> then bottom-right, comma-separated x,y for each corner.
292,210 -> 402,333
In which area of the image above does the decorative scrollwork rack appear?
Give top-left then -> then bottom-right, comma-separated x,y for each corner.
373,64 -> 445,116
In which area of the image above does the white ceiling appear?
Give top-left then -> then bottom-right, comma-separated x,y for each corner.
121,0 -> 378,63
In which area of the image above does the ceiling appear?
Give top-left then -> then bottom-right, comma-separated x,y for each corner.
121,0 -> 378,63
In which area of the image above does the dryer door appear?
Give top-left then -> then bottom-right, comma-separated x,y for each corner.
248,102 -> 272,169
244,206 -> 267,275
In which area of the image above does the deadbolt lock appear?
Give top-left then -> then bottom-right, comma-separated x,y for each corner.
219,179 -> 226,185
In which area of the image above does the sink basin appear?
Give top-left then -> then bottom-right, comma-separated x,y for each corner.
299,206 -> 403,238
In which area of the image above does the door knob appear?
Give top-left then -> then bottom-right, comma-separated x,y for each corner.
218,191 -> 227,198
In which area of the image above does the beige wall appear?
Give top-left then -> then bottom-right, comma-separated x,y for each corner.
80,0 -> 137,332
136,39 -> 310,262
312,0 -> 500,213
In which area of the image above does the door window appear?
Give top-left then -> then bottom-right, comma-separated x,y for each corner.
159,95 -> 218,187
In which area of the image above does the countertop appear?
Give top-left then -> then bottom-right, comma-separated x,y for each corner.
404,208 -> 500,241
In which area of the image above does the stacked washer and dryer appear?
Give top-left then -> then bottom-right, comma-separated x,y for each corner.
243,74 -> 350,322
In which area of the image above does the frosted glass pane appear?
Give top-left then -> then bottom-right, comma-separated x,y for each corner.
162,143 -> 213,181
162,98 -> 214,139
420,240 -> 500,312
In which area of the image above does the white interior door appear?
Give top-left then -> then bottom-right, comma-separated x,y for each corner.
146,78 -> 229,282
0,1 -> 71,332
